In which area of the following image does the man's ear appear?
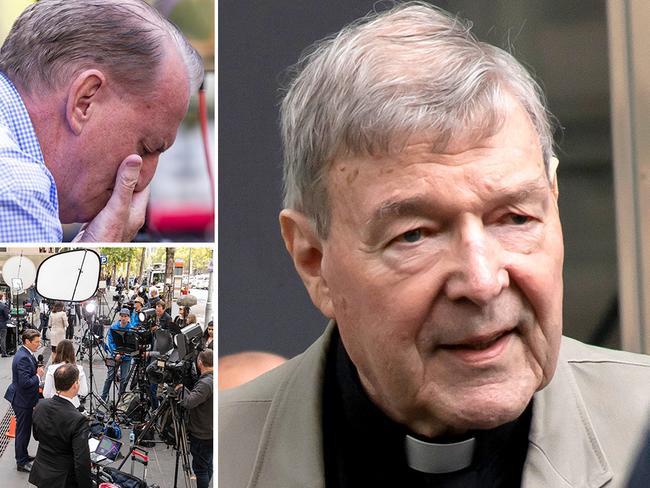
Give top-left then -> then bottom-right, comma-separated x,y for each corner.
65,69 -> 106,136
549,156 -> 559,199
279,209 -> 334,318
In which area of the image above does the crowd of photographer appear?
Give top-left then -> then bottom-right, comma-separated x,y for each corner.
1,283 -> 214,488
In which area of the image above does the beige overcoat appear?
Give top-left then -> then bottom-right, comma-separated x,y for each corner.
220,324 -> 650,488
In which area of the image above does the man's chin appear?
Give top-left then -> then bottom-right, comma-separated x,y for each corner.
442,385 -> 535,433
59,195 -> 109,224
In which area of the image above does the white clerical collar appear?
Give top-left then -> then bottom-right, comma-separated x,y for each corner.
405,434 -> 476,474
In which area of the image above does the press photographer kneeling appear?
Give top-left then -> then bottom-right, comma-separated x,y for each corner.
31,363 -> 92,488
174,349 -> 213,488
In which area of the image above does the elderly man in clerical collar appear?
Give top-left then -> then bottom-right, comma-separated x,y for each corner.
220,4 -> 650,488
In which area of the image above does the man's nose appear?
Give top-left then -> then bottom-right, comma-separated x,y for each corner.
135,154 -> 160,192
443,218 -> 509,306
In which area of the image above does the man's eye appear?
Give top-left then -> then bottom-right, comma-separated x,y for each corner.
401,229 -> 422,243
508,214 -> 531,225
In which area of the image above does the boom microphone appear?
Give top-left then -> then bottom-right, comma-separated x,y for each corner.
176,295 -> 197,307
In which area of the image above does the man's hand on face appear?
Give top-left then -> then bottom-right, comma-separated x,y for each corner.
73,155 -> 150,242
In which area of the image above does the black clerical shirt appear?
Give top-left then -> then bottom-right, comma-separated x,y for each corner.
322,330 -> 532,488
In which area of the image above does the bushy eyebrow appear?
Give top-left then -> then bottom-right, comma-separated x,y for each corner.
364,179 -> 549,242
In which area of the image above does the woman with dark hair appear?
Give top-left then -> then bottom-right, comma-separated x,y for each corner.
202,321 -> 213,350
49,301 -> 67,353
42,339 -> 88,407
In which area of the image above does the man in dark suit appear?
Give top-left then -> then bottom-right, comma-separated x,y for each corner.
30,362 -> 92,488
4,328 -> 44,472
0,292 -> 10,357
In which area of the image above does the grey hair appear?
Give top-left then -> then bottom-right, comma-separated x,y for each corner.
281,2 -> 556,238
0,0 -> 203,96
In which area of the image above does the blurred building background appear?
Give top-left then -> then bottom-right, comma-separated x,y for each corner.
0,0 -> 215,242
219,0 -> 650,358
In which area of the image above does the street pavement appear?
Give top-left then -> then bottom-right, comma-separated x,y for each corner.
0,295 -> 213,488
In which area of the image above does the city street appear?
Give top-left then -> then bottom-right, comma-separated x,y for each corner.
0,300 -> 213,487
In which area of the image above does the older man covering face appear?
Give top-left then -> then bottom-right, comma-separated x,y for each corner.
220,4 -> 650,488
0,0 -> 203,242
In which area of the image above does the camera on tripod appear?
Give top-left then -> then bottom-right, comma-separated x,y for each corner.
112,286 -> 124,302
110,326 -> 152,355
146,356 -> 190,386
145,323 -> 203,387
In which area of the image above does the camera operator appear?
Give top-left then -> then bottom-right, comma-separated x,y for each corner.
130,296 -> 145,327
144,320 -> 174,409
0,292 -> 9,357
174,349 -> 213,488
185,314 -> 197,328
39,300 -> 49,341
100,308 -> 133,402
136,286 -> 149,304
147,287 -> 161,309
173,305 -> 189,331
155,300 -> 174,334
30,363 -> 91,488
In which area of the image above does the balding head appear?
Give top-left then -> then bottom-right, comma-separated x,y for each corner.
0,0 -> 203,96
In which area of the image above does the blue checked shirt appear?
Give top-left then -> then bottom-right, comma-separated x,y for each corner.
0,72 -> 62,242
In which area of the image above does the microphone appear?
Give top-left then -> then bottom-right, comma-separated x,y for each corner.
37,354 -> 44,368
177,295 -> 198,307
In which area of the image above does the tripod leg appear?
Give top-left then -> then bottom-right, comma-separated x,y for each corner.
116,396 -> 168,472
172,403 -> 194,488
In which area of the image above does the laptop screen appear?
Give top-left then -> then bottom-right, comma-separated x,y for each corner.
94,435 -> 122,461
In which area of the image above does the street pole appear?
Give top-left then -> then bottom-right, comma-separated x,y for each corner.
204,258 -> 213,325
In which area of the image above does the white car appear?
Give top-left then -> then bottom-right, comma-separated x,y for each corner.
194,276 -> 209,290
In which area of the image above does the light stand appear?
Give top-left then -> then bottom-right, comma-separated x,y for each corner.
80,303 -> 109,416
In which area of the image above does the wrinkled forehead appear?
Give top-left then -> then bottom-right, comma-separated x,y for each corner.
330,90 -> 508,171
327,91 -> 548,183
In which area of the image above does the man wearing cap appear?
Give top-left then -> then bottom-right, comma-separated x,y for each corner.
101,308 -> 134,402
130,296 -> 145,327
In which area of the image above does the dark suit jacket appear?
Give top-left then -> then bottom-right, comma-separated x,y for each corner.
157,312 -> 173,332
0,301 -> 9,329
4,346 -> 39,408
29,396 -> 92,488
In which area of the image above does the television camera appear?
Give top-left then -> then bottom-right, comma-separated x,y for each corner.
110,326 -> 153,356
145,323 -> 203,387
113,281 -> 126,297
137,308 -> 157,327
